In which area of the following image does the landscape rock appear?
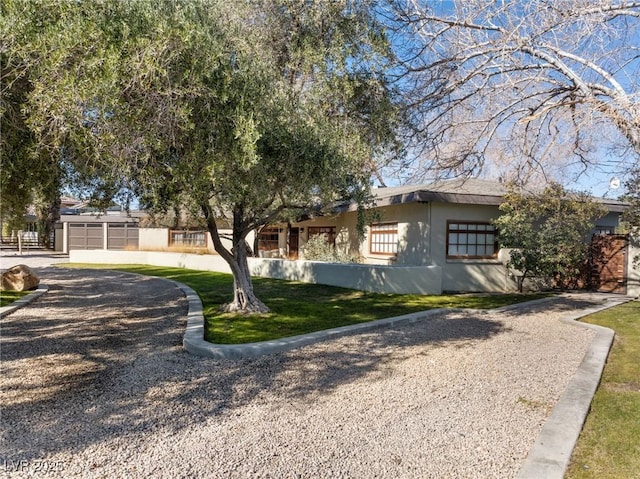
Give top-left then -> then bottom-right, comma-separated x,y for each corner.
0,264 -> 40,291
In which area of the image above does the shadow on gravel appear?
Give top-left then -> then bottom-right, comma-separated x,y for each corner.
497,295 -> 610,318
1,268 -> 506,464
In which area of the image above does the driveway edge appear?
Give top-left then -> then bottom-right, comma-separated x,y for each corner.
516,296 -> 630,479
174,274 -> 455,358
0,285 -> 49,318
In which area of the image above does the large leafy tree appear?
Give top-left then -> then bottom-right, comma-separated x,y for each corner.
1,4 -> 62,245
494,183 -> 606,291
383,0 -> 640,185
4,0 -> 400,312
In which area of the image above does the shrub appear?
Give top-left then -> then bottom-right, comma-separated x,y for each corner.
301,233 -> 359,263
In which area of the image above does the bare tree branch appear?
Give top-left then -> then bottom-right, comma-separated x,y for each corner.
384,0 -> 640,186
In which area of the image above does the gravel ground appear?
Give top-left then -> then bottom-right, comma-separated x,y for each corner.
0,266 -> 600,478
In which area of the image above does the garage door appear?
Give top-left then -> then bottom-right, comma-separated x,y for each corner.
68,223 -> 103,250
107,223 -> 139,250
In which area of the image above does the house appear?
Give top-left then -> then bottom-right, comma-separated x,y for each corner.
256,179 -> 628,293
66,178 -> 633,295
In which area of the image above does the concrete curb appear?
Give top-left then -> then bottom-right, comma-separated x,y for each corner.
516,296 -> 630,479
175,272 -> 456,358
0,285 -> 49,318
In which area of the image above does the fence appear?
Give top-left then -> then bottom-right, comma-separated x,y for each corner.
0,232 -> 44,251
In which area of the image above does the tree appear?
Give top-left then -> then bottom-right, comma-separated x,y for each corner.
382,0 -> 640,185
5,0 -> 400,313
0,4 -> 63,245
622,167 -> 640,229
493,183 -> 606,291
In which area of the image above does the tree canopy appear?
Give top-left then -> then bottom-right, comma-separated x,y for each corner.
382,0 -> 640,186
493,183 -> 607,291
2,0 -> 400,312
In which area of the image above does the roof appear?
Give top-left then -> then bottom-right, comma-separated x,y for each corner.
371,179 -> 507,208
357,178 -> 628,213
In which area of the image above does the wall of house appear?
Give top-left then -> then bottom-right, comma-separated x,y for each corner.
363,203 -> 431,266
429,202 -> 518,293
594,211 -> 623,232
138,227 -> 254,254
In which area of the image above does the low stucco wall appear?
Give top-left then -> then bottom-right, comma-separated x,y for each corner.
250,258 -> 443,294
69,250 -> 232,272
69,250 -> 444,295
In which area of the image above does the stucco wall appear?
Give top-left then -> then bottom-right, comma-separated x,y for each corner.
139,228 -> 169,250
429,202 -> 518,293
251,258 -> 442,294
594,211 -> 623,232
68,250 -> 444,295
138,227 -> 254,254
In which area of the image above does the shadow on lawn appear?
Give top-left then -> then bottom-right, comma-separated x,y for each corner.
2,267 -> 508,464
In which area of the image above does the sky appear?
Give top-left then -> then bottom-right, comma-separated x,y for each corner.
381,0 -> 639,200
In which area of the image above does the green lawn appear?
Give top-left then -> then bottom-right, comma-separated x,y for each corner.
566,300 -> 640,479
65,264 -> 548,343
0,290 -> 29,307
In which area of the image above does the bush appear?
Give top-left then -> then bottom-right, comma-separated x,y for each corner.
301,233 -> 359,263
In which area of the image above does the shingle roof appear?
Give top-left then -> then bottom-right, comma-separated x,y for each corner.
371,178 -> 507,207
367,178 -> 628,212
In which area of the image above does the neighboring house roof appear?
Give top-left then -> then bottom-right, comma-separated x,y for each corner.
362,178 -> 628,213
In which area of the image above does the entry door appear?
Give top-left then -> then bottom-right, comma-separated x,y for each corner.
590,234 -> 629,294
288,227 -> 299,259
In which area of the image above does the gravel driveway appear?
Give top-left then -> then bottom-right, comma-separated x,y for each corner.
0,266 -> 599,478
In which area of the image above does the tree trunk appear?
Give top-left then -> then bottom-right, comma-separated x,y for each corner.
37,196 -> 60,249
202,203 -> 270,314
222,238 -> 269,314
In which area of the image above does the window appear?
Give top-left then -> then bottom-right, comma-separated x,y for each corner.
447,222 -> 497,259
258,227 -> 279,251
370,222 -> 398,255
169,229 -> 207,247
307,226 -> 336,246
594,227 -> 614,235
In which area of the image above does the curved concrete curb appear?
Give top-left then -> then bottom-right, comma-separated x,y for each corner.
516,296 -> 630,479
176,272 -> 455,358
0,285 -> 49,318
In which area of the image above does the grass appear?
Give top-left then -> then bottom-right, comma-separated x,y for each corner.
0,290 -> 30,307
566,300 -> 640,479
65,263 -> 549,344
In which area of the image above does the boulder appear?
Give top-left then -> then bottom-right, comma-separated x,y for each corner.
1,264 -> 40,291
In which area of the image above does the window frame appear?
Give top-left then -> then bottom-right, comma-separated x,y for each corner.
307,226 -> 337,246
369,222 -> 399,255
257,227 -> 280,251
169,229 -> 208,248
446,221 -> 498,260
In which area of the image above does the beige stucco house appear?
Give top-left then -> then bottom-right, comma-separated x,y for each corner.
256,179 -> 628,293
62,178 -> 634,295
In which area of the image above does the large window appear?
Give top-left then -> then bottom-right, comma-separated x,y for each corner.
258,227 -> 279,251
169,229 -> 207,247
307,226 -> 336,245
370,222 -> 398,255
447,222 -> 497,259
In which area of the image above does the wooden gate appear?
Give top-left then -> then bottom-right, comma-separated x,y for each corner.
590,234 -> 629,294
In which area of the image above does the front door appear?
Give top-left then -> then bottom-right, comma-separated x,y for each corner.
288,227 -> 299,259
